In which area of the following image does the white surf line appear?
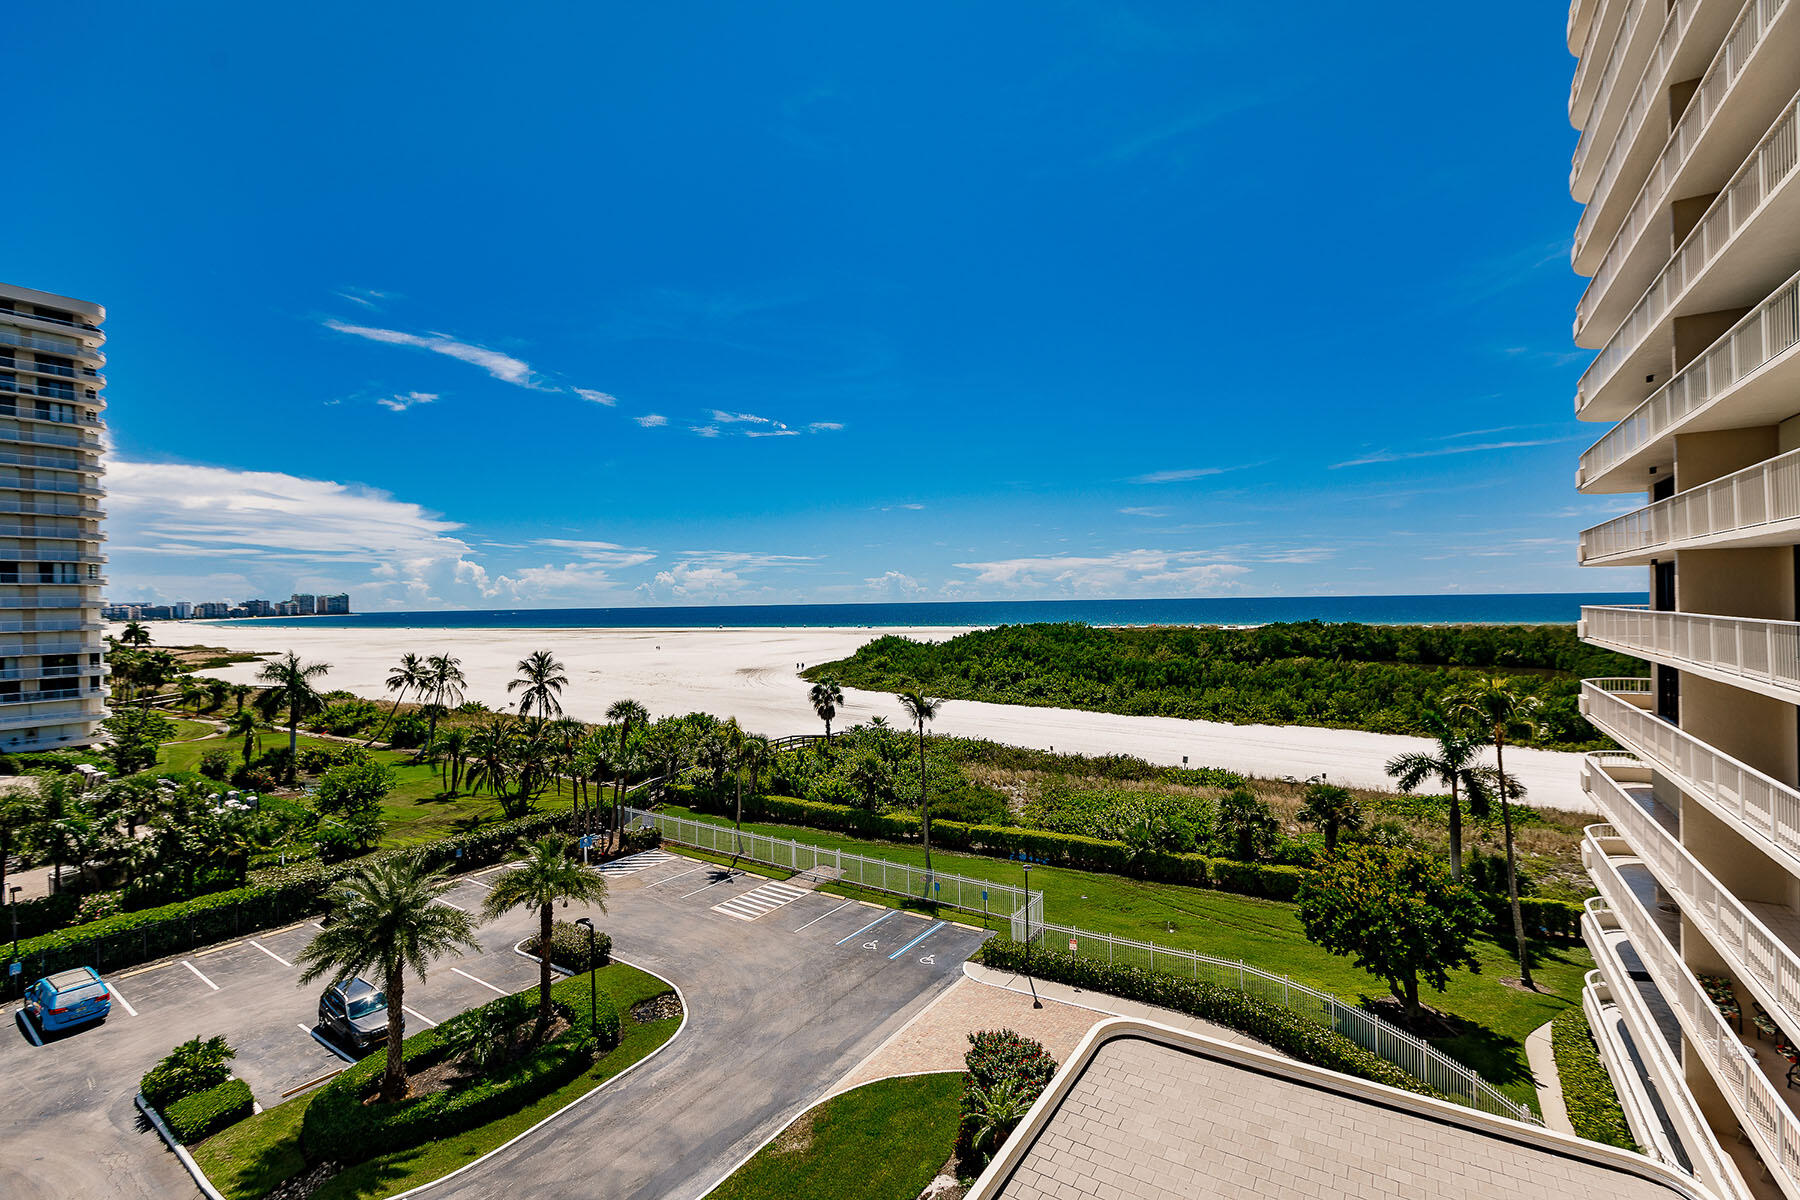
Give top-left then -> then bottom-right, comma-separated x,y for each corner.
247,940 -> 292,968
793,898 -> 857,932
643,865 -> 709,888
679,874 -> 739,899
302,1023 -> 357,1065
836,910 -> 898,946
402,1004 -> 438,1028
451,966 -> 509,996
182,960 -> 220,991
108,982 -> 138,1017
888,920 -> 946,960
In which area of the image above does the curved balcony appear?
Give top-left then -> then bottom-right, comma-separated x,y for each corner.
0,479 -> 107,499
1583,827 -> 1800,1196
0,526 -> 96,541
1576,94 -> 1800,420
1583,606 -> 1800,703
1582,679 -> 1800,873
1571,0 -> 1661,202
1572,0 -> 1599,53
0,665 -> 101,683
0,426 -> 103,453
0,703 -> 107,733
0,327 -> 102,363
1579,444 -> 1800,564
1579,264 -> 1800,492
2,309 -> 100,337
0,385 -> 106,420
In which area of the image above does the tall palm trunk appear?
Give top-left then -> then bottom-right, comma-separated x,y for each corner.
381,969 -> 409,1101
536,901 -> 555,1034
1447,777 -> 1463,883
287,712 -> 300,783
1495,733 -> 1532,989
918,722 -> 932,881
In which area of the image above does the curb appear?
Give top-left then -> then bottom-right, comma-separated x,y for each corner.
136,1091 -> 228,1200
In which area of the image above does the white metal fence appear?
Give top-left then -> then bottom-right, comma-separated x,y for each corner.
626,804 -> 1535,1125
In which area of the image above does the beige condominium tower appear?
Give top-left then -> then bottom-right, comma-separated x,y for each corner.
1567,0 -> 1800,1196
0,282 -> 108,751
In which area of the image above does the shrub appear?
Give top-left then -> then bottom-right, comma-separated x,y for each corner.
620,825 -> 663,853
75,892 -> 122,924
976,939 -> 1449,1104
231,765 -> 281,793
1552,1007 -> 1636,1151
956,1030 -> 1057,1175
524,921 -> 612,973
198,748 -> 234,781
141,1035 -> 236,1110
388,714 -> 429,749
314,756 -> 395,819
163,1078 -> 254,1144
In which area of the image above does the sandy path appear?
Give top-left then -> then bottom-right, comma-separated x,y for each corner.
167,623 -> 1594,813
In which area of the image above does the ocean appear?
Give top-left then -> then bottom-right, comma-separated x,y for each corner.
199,592 -> 1646,631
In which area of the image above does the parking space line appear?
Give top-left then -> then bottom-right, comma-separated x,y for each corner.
451,967 -> 509,996
402,1004 -> 438,1028
310,922 -> 326,932
16,1011 -> 42,1046
679,873 -> 740,899
712,880 -> 809,922
248,940 -> 292,968
836,910 -> 897,946
645,865 -> 709,889
303,1023 -> 356,1065
182,960 -> 220,991
460,878 -> 492,890
434,897 -> 467,912
889,920 -> 946,960
793,899 -> 856,932
108,982 -> 138,1017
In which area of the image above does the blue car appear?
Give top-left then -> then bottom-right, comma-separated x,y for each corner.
23,967 -> 113,1033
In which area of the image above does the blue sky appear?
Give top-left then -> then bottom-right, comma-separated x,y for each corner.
8,3 -> 1638,609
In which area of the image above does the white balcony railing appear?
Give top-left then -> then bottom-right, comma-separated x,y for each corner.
1587,757 -> 1800,1022
1580,264 -> 1800,487
1584,605 -> 1800,698
2,310 -> 100,335
1580,444 -> 1800,562
1572,0 -> 1707,264
1569,0 -> 1624,126
1578,92 -> 1800,411
1571,0 -> 1655,191
0,327 -> 100,360
1585,828 -> 1800,1193
1583,680 -> 1800,870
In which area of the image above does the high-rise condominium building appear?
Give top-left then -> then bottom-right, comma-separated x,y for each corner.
0,283 -> 108,751
1568,1 -> 1800,1197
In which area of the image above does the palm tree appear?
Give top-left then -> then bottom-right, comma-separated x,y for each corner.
605,699 -> 649,840
1295,780 -> 1362,854
1383,711 -> 1493,883
897,691 -> 945,881
379,653 -> 428,741
480,837 -> 609,1036
0,784 -> 45,904
121,620 -> 151,648
1446,676 -> 1543,990
226,709 -> 261,765
508,650 -> 568,721
297,855 -> 480,1101
230,683 -> 253,713
809,677 -> 844,742
433,726 -> 471,795
177,677 -> 204,713
205,679 -> 230,712
466,717 -> 517,799
741,733 -> 771,802
419,654 -> 466,755
256,652 -> 330,782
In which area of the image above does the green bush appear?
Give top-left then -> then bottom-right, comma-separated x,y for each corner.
976,939 -> 1450,1103
163,1078 -> 254,1144
141,1036 -> 236,1110
1551,1008 -> 1637,1151
620,825 -> 663,853
524,921 -> 612,973
198,748 -> 234,781
956,1029 -> 1058,1175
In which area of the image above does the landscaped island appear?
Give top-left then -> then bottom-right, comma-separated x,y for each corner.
803,620 -> 1645,748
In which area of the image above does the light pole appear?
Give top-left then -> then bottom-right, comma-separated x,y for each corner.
1021,862 -> 1040,1009
9,885 -> 20,960
574,917 -> 597,1039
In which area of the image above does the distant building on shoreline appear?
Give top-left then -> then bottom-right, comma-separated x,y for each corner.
0,282 -> 109,751
104,589 -> 350,622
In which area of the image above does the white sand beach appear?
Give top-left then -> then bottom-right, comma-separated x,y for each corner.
169,623 -> 1595,813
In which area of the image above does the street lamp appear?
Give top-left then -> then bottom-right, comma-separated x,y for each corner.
9,885 -> 20,960
1021,862 -> 1040,1009
574,917 -> 597,1039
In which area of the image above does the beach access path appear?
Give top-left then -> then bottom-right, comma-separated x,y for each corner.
180,623 -> 1597,813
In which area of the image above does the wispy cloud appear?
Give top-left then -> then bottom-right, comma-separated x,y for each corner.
690,425 -> 720,438
376,391 -> 438,413
574,388 -> 618,406
336,287 -> 390,310
880,502 -> 926,512
1119,506 -> 1169,518
324,320 -> 536,387
529,538 -> 656,567
1331,437 -> 1580,469
1132,461 -> 1260,485
952,549 -> 1249,597
808,421 -> 845,433
745,428 -> 799,438
634,414 -> 668,428
710,410 -> 773,425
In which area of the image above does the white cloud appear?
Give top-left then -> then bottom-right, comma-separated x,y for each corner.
745,428 -> 799,438
1131,462 -> 1261,485
336,287 -> 390,309
1332,437 -> 1580,469
710,410 -> 773,424
530,538 -> 656,567
952,549 -> 1250,596
324,319 -> 537,387
865,570 -> 925,598
880,502 -> 926,512
808,422 -> 845,433
690,425 -> 721,438
574,388 -> 618,406
376,391 -> 438,412
1119,506 -> 1169,517
635,414 -> 668,428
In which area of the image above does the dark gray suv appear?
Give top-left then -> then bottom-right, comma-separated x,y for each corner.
317,977 -> 390,1052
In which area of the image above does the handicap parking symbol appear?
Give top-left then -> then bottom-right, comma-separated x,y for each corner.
863,940 -> 879,950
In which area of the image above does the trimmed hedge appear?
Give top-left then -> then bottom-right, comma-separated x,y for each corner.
163,1078 -> 254,1144
1,811 -> 571,997
141,1035 -> 235,1110
977,939 -> 1454,1105
956,1030 -> 1057,1175
1551,1007 -> 1637,1151
663,785 -> 1585,928
524,921 -> 612,973
301,991 -> 613,1167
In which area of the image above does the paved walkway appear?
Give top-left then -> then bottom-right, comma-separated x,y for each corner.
1526,1019 -> 1573,1135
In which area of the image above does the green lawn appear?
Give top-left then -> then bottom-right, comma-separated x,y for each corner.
661,806 -> 1585,1109
708,1073 -> 962,1200
163,718 -> 219,743
193,963 -> 679,1200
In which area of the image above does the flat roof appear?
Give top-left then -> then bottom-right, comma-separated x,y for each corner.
981,1025 -> 1712,1200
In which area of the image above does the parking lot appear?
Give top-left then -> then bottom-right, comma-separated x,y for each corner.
1,849 -> 989,1200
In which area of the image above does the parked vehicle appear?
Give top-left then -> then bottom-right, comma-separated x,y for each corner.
23,967 -> 113,1032
317,977 -> 390,1052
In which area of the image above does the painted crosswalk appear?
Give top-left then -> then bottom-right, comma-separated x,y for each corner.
596,849 -> 680,876
712,880 -> 810,922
